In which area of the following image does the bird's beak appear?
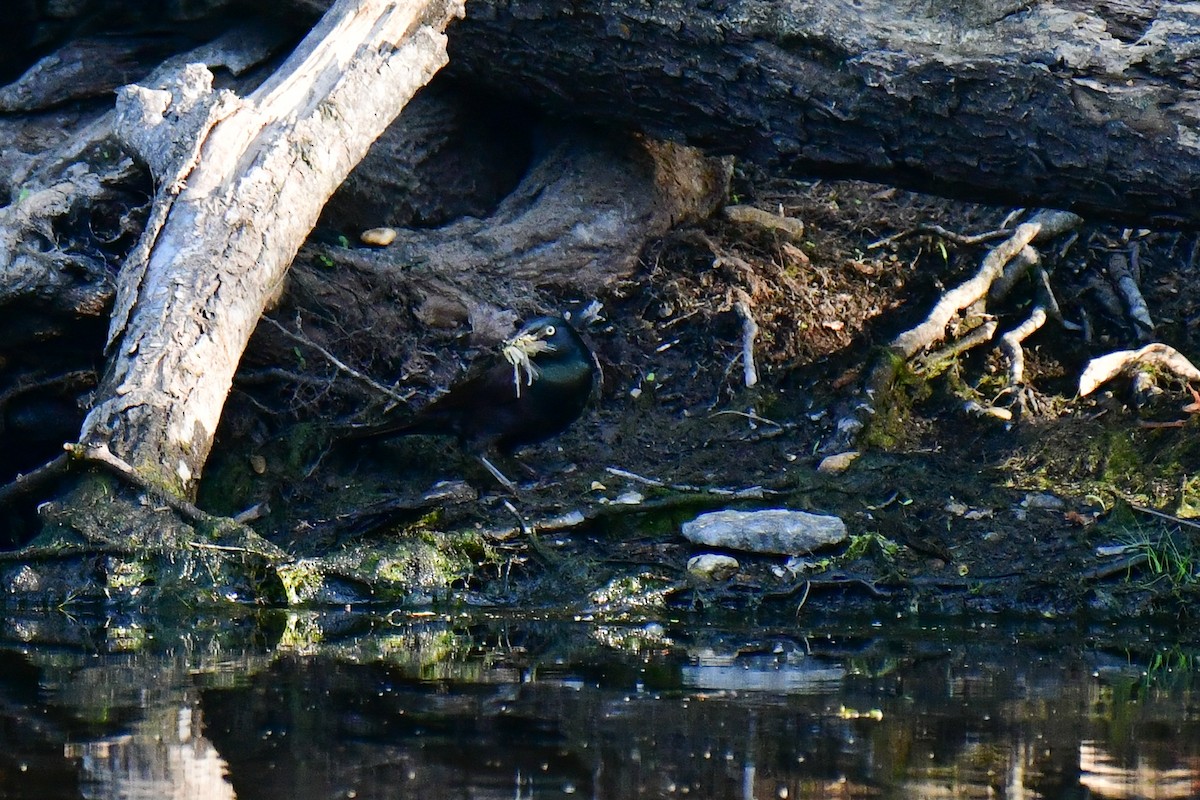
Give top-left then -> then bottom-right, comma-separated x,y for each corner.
502,330 -> 551,398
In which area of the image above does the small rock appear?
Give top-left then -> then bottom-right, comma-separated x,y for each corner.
360,227 -> 397,246
681,508 -> 847,556
817,451 -> 859,474
614,491 -> 644,505
249,454 -> 267,474
422,480 -> 477,504
724,204 -> 805,239
1022,492 -> 1066,510
687,554 -> 740,581
963,400 -> 1013,421
945,500 -> 970,516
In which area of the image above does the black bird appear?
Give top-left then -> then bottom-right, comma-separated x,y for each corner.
351,316 -> 596,487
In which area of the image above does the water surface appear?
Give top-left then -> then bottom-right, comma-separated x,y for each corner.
0,611 -> 1196,799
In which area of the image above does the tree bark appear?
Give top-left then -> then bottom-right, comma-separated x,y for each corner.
78,0 -> 464,500
444,0 -> 1200,228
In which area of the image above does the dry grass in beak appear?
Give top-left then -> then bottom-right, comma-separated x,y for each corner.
502,333 -> 551,397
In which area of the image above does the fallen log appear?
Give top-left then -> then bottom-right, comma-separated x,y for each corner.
448,0 -> 1200,228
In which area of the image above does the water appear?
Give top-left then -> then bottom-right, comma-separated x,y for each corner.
0,611 -> 1197,799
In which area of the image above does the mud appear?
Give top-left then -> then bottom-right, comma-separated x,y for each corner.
207,170 -> 1200,619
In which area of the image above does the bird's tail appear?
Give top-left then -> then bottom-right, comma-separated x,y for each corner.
334,417 -> 433,442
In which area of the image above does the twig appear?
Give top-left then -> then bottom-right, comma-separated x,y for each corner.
1130,503 -> 1200,532
261,315 -> 411,404
1080,552 -> 1149,581
0,369 -> 96,408
503,499 -> 560,566
235,367 -> 337,386
731,289 -> 759,388
867,223 -> 1011,251
605,467 -> 665,487
709,409 -> 784,428
603,466 -> 772,498
187,541 -> 255,553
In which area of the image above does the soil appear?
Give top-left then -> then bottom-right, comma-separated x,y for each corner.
206,167 -> 1200,620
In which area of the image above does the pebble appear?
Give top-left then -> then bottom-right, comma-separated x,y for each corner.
817,451 -> 859,474
687,554 -> 740,581
360,227 -> 397,246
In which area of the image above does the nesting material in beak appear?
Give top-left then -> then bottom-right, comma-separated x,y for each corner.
502,332 -> 551,397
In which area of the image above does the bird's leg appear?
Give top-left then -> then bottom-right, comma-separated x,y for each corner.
477,454 -> 519,493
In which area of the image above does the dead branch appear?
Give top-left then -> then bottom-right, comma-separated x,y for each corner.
453,1 -> 1200,227
1078,343 -> 1200,397
78,0 -> 465,501
724,204 -> 805,240
0,454 -> 71,509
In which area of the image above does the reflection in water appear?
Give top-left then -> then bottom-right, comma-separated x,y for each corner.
67,704 -> 235,800
1079,742 -> 1200,799
0,613 -> 1196,799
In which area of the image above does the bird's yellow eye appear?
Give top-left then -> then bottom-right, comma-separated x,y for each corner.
544,325 -> 556,337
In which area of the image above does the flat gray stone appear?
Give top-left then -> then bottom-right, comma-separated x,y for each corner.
681,509 -> 847,556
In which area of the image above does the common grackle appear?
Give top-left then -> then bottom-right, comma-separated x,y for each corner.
350,316 -> 596,487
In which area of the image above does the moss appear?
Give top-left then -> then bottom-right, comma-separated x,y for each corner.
588,571 -> 675,613
1178,476 -> 1200,519
105,558 -> 149,590
275,560 -> 327,605
862,354 -> 930,450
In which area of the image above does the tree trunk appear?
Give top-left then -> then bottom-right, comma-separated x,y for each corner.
78,0 -> 464,500
446,0 -> 1200,228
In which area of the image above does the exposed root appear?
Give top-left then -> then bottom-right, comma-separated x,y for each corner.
867,223 -> 1012,250
1078,343 -> 1200,397
833,209 -> 1081,448
889,210 -> 1080,360
1106,248 -> 1154,340
69,442 -> 210,525
1000,306 -> 1048,387
987,245 -> 1039,304
914,318 -> 998,376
